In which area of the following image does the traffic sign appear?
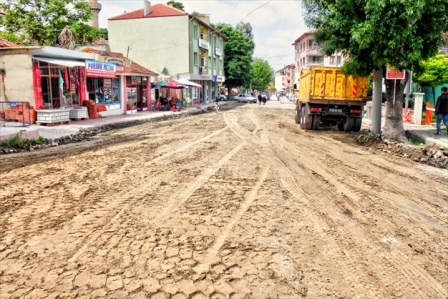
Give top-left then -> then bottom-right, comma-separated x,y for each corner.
386,65 -> 405,80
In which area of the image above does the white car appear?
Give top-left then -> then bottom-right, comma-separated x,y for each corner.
235,93 -> 257,103
216,94 -> 227,101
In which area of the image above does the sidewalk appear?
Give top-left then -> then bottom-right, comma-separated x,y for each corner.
0,102 -> 218,141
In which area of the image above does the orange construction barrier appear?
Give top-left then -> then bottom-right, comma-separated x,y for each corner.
425,102 -> 435,125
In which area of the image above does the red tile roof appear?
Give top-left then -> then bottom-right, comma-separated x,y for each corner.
109,4 -> 227,40
0,38 -> 18,48
109,4 -> 186,20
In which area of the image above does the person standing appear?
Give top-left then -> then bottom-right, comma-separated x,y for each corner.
434,86 -> 448,135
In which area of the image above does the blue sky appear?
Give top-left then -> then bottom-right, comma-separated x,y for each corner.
98,0 -> 309,71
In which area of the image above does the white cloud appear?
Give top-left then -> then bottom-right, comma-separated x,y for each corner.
97,0 -> 310,69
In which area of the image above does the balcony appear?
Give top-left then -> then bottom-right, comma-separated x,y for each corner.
199,39 -> 209,50
215,47 -> 222,56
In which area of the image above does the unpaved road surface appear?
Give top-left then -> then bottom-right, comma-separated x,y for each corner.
1,106 -> 447,299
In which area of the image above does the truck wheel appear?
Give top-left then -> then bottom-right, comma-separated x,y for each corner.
344,117 -> 355,131
312,115 -> 321,130
300,104 -> 312,130
295,108 -> 301,124
352,118 -> 362,132
337,123 -> 344,131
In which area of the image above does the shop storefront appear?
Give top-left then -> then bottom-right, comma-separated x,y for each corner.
85,60 -> 123,116
178,74 -> 225,105
32,57 -> 88,109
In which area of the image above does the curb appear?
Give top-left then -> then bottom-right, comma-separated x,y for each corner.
405,130 -> 448,148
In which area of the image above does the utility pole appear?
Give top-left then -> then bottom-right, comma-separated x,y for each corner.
126,46 -> 130,58
372,67 -> 383,134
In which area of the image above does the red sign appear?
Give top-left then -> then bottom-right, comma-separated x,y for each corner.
386,65 -> 405,80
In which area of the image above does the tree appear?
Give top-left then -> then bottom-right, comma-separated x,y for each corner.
192,11 -> 206,18
0,32 -> 23,43
235,21 -> 254,40
167,1 -> 184,11
413,54 -> 448,103
251,58 -> 273,91
0,0 -> 92,46
214,23 -> 255,96
302,0 -> 448,141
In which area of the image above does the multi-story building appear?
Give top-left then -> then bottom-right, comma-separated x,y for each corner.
108,2 -> 226,104
274,64 -> 295,95
292,31 -> 345,69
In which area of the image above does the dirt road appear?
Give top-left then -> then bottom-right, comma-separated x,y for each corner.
1,106 -> 447,299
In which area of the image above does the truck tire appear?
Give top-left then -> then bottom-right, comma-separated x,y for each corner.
312,115 -> 321,130
295,108 -> 301,124
337,123 -> 344,131
344,117 -> 355,131
352,118 -> 362,132
300,104 -> 313,130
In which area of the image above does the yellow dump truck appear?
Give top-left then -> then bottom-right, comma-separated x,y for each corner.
295,67 -> 368,131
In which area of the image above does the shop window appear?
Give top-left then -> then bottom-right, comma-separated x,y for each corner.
201,55 -> 205,67
38,61 -> 81,108
126,76 -> 147,111
87,77 -> 121,108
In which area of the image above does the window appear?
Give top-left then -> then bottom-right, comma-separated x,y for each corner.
330,56 -> 335,64
200,32 -> 204,39
194,52 -> 198,65
336,56 -> 342,65
201,55 -> 205,67
193,25 -> 198,38
214,58 -> 217,70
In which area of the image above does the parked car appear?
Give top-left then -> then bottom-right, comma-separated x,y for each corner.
235,93 -> 257,103
216,94 -> 227,101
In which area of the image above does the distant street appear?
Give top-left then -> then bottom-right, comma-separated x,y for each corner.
1,105 -> 447,298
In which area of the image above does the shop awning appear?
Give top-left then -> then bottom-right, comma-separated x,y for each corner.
176,78 -> 202,88
33,57 -> 86,68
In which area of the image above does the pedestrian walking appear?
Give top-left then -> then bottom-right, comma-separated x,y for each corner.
215,97 -> 220,114
434,86 -> 448,135
258,93 -> 262,105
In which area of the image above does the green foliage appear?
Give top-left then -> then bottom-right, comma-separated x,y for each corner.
302,0 -> 448,76
235,21 -> 254,40
251,58 -> 273,91
0,0 -> 92,46
0,131 -> 45,150
269,87 -> 277,92
413,54 -> 448,88
192,11 -> 206,17
167,1 -> 184,11
0,32 -> 24,43
214,23 -> 255,91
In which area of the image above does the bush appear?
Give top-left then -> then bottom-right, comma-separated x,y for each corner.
0,131 -> 45,150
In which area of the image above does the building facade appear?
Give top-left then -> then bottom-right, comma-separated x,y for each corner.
108,2 -> 226,105
274,64 -> 296,96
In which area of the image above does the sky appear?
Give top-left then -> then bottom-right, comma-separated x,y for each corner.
97,0 -> 309,72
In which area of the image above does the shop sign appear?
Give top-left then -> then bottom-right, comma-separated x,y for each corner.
104,57 -> 131,73
213,75 -> 225,82
199,39 -> 210,50
215,47 -> 222,56
201,74 -> 213,80
85,60 -> 116,78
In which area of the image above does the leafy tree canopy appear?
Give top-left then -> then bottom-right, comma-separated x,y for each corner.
0,32 -> 24,43
214,23 -> 255,91
0,0 -> 92,46
413,54 -> 448,102
167,1 -> 184,11
251,58 -> 273,91
235,21 -> 254,40
301,0 -> 448,141
192,11 -> 206,17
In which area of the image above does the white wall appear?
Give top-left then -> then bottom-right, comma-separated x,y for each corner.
0,54 -> 34,105
274,72 -> 283,91
108,16 -> 190,77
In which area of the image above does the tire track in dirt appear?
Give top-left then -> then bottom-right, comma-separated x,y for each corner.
225,112 -> 376,298
255,114 -> 448,297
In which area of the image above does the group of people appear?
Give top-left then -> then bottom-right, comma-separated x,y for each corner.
154,96 -> 181,112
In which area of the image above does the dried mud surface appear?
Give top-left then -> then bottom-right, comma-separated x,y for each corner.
1,107 -> 447,299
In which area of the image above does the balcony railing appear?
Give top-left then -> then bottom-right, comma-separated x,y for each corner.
199,39 -> 209,50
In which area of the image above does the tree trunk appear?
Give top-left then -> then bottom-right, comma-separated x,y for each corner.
383,77 -> 408,142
